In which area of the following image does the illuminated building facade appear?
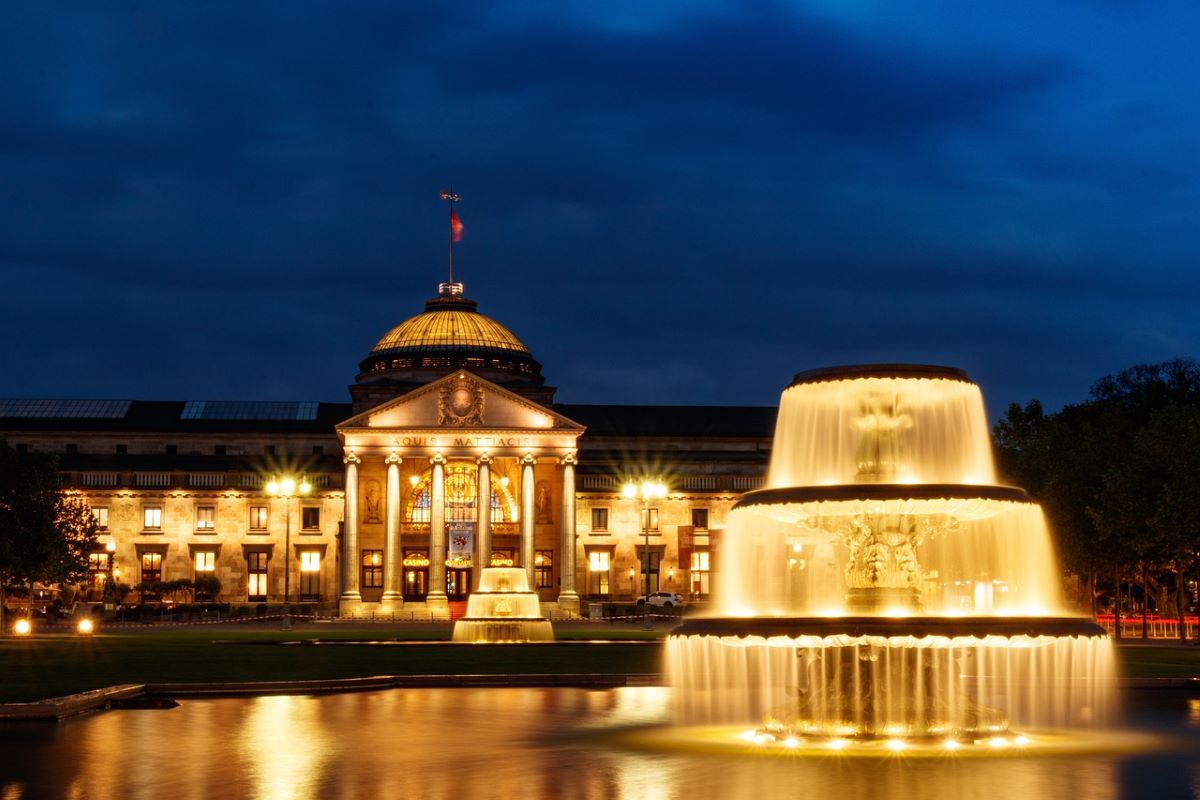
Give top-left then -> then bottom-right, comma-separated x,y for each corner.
0,283 -> 774,618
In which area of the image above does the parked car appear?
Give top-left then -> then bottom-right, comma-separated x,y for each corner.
636,591 -> 684,608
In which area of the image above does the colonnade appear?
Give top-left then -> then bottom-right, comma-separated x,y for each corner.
338,451 -> 578,613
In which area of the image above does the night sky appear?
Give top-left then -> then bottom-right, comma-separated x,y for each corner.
3,2 -> 1197,417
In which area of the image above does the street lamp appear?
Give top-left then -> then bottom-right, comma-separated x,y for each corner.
265,475 -> 312,631
623,479 -> 668,630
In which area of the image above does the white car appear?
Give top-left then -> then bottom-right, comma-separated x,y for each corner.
636,591 -> 684,608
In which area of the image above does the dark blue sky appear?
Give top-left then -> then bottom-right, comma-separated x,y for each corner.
2,1 -> 1197,416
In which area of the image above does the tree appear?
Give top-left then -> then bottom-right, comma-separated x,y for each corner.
993,359 -> 1200,627
0,439 -> 99,630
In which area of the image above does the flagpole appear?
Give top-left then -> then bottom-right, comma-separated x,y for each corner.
439,189 -> 460,289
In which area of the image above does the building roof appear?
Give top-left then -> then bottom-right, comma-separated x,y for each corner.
370,294 -> 529,357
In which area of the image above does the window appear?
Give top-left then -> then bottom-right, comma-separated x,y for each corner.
691,508 -> 709,530
535,550 -> 553,589
301,507 -> 320,530
247,552 -> 269,601
194,551 -> 215,573
87,552 -> 112,592
403,550 -> 429,600
140,552 -> 163,585
92,507 -> 109,531
249,505 -> 268,531
143,506 -> 162,530
591,507 -> 609,532
690,551 -> 711,599
640,507 -> 660,532
639,549 -> 662,593
587,550 -> 611,599
196,505 -> 215,531
299,551 -> 321,600
361,550 -> 383,589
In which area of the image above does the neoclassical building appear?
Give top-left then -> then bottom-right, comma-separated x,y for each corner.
0,282 -> 774,618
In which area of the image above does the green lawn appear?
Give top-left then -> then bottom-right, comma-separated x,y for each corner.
1114,643 -> 1200,679
0,623 -> 664,703
2,626 -> 1196,705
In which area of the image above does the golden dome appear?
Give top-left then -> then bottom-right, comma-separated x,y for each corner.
370,293 -> 529,356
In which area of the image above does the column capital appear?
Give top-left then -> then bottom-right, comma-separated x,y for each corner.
385,452 -> 402,465
559,452 -> 577,467
430,452 -> 447,466
476,453 -> 493,466
343,451 -> 361,466
520,453 -> 537,466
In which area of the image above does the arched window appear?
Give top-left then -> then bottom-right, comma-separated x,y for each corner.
405,463 -> 518,523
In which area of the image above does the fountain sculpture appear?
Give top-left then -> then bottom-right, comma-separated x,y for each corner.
666,365 -> 1116,746
452,567 -> 554,642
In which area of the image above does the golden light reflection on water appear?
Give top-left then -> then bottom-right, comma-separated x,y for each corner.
0,688 -> 1194,800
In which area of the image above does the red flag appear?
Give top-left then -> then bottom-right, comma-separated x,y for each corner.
450,208 -> 464,242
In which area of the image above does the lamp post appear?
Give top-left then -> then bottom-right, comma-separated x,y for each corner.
266,475 -> 312,631
623,480 -> 667,630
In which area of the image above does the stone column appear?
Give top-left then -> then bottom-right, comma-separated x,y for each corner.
427,454 -> 449,614
474,454 -> 492,591
339,452 -> 362,607
381,452 -> 404,605
557,453 -> 580,616
520,454 -> 536,589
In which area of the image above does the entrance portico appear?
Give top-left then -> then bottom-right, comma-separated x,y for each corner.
336,370 -> 584,619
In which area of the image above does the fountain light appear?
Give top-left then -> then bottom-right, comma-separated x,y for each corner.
1014,735 -> 1030,746
827,738 -> 849,751
13,618 -> 31,636
782,737 -> 800,748
77,618 -> 95,635
942,739 -> 960,751
988,737 -> 1009,748
886,739 -> 906,752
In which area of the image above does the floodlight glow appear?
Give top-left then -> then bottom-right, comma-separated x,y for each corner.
14,619 -> 31,636
77,618 -> 95,635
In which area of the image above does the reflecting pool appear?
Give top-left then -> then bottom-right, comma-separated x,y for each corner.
1,688 -> 1199,800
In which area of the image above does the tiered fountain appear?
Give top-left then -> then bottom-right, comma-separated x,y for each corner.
667,365 -> 1116,749
452,567 -> 554,643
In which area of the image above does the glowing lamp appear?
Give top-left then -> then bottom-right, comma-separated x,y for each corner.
105,539 -> 116,553
266,481 -> 280,495
77,618 -> 95,635
409,475 -> 420,487
14,618 -> 31,636
280,477 -> 296,495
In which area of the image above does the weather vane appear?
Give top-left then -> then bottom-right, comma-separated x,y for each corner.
439,189 -> 463,295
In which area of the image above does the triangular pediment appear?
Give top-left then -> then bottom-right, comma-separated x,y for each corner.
337,371 -> 584,433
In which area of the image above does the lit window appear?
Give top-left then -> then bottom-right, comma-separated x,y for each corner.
195,551 -> 216,573
361,550 -> 383,589
143,506 -> 162,530
586,550 -> 611,599
691,508 -> 709,530
690,551 -> 710,571
87,552 -> 112,591
588,551 -> 610,572
249,505 -> 268,531
641,508 -> 660,532
591,507 -> 609,531
140,552 -> 163,586
196,505 -> 215,531
247,552 -> 269,601
301,507 -> 320,530
92,507 -> 109,531
690,550 -> 711,599
299,551 -> 321,601
535,550 -> 553,589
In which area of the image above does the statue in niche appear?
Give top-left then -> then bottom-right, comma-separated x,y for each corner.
364,479 -> 382,524
535,480 -> 551,523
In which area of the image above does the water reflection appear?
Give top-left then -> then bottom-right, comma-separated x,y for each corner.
0,688 -> 1197,800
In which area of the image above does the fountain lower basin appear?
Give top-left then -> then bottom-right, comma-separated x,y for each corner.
667,616 -> 1115,739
